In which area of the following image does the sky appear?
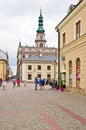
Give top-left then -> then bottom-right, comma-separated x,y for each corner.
0,0 -> 78,75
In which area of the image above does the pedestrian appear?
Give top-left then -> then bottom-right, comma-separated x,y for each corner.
0,78 -> 2,87
39,78 -> 43,90
50,78 -> 54,89
42,78 -> 45,89
34,76 -> 38,90
17,78 -> 20,87
12,79 -> 16,88
2,80 -> 7,90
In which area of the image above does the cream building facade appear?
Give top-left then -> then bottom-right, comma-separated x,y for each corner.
0,50 -> 9,80
55,0 -> 86,95
17,10 -> 57,82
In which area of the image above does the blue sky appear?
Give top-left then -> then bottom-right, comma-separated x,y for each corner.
0,0 -> 78,74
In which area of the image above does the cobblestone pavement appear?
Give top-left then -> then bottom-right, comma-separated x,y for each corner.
0,82 -> 86,130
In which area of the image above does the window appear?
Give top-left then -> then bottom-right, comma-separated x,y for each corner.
29,54 -> 31,57
47,66 -> 51,70
22,54 -> 25,58
38,74 -> 41,78
61,57 -> 65,61
69,60 -> 72,87
63,33 -> 66,47
28,65 -> 32,70
76,20 -> 81,39
28,74 -> 32,80
40,43 -> 43,47
38,65 -> 41,70
47,74 -> 51,79
40,35 -> 43,40
76,58 -> 80,88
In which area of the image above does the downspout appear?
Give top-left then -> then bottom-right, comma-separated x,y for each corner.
57,29 -> 61,88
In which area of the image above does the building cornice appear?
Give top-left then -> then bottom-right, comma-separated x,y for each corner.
55,0 -> 84,31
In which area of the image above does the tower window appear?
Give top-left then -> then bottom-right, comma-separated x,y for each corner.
40,35 -> 43,40
40,43 -> 43,47
22,54 -> 25,58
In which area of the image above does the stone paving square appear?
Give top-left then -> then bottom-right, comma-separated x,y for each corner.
0,82 -> 86,130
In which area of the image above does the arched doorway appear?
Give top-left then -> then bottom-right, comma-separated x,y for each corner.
61,63 -> 66,88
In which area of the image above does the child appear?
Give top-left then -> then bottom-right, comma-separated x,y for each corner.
13,79 -> 16,88
2,80 -> 7,90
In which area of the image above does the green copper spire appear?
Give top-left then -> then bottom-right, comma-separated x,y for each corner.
19,41 -> 21,47
37,9 -> 45,33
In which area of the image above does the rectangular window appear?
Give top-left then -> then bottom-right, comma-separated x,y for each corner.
63,33 -> 66,47
28,74 -> 32,80
38,74 -> 41,78
47,74 -> 51,79
38,65 -> 41,70
40,43 -> 43,47
28,65 -> 32,70
76,20 -> 81,39
22,54 -> 25,58
47,65 -> 51,70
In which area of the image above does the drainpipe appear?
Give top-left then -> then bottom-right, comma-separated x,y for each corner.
57,29 -> 61,88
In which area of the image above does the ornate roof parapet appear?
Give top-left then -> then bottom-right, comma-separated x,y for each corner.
68,4 -> 76,14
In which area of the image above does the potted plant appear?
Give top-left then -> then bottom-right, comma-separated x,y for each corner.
54,80 -> 59,90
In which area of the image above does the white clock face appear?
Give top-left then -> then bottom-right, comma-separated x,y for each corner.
40,54 -> 42,57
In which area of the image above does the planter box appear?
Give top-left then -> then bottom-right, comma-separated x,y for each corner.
66,86 -> 72,92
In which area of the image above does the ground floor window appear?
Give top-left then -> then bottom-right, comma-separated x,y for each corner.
69,60 -> 72,87
38,74 -> 41,78
76,58 -> 80,87
47,74 -> 51,79
28,74 -> 32,80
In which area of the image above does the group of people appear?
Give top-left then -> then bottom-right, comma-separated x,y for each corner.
0,76 -> 58,91
12,78 -> 20,87
34,76 -> 45,90
0,78 -> 21,90
34,76 -> 59,90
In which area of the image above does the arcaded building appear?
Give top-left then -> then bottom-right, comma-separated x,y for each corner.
17,10 -> 57,82
55,0 -> 86,95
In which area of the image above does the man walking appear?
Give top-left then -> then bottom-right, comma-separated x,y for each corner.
34,76 -> 38,90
